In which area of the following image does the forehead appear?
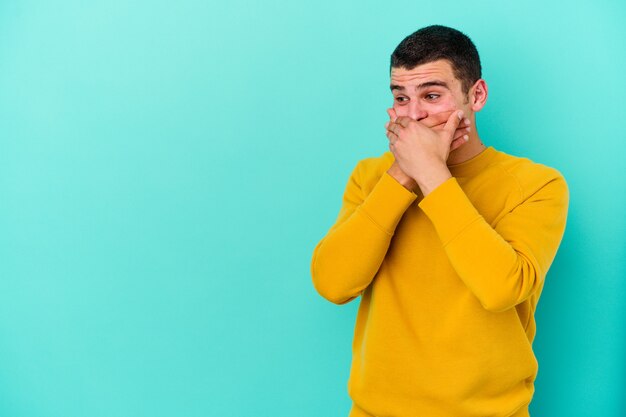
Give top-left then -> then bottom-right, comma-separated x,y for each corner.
390,59 -> 458,88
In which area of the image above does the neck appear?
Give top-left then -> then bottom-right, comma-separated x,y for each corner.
447,130 -> 486,166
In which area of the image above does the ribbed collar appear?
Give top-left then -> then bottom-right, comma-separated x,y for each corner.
447,146 -> 497,178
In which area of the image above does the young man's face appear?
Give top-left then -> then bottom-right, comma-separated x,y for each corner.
390,59 -> 473,121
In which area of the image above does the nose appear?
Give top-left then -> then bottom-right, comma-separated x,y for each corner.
408,101 -> 428,121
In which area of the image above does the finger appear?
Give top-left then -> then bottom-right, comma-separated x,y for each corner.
450,135 -> 468,152
385,109 -> 395,132
421,110 -> 454,128
394,116 -> 413,128
386,129 -> 399,143
453,127 -> 470,141
387,108 -> 398,123
386,129 -> 398,140
443,110 -> 464,140
437,125 -> 470,141
421,110 -> 470,128
430,117 -> 471,131
453,126 -> 471,139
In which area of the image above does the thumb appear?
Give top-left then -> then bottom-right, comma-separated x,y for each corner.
386,107 -> 398,122
443,110 -> 464,140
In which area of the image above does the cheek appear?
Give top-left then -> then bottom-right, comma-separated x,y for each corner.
431,97 -> 458,112
392,104 -> 410,117
452,94 -> 472,111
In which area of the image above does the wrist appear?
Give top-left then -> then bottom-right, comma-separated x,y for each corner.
387,165 -> 418,192
415,165 -> 452,196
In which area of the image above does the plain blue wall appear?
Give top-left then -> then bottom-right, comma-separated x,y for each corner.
0,1 -> 624,416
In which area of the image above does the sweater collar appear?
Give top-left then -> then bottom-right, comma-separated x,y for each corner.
382,146 -> 498,178
447,146 -> 497,178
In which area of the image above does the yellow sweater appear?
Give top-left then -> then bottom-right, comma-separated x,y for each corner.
311,147 -> 569,417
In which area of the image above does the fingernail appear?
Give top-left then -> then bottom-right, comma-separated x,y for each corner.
464,118 -> 470,124
458,111 -> 464,119
464,135 -> 469,141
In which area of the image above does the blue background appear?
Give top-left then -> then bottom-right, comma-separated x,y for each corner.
0,1 -> 624,416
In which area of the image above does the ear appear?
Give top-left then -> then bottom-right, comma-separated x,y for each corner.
469,79 -> 488,112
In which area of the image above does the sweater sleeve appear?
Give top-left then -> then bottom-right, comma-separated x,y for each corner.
311,163 -> 417,305
418,175 -> 569,312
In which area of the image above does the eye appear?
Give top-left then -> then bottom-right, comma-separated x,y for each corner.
395,96 -> 408,103
425,93 -> 440,101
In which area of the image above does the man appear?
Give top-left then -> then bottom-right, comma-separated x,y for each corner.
310,25 -> 569,417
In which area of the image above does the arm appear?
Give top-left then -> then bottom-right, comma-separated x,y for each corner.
310,163 -> 417,305
387,111 -> 569,312
313,110 -> 471,305
419,174 -> 569,312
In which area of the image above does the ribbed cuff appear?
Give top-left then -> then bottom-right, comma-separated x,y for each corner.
357,172 -> 417,236
418,177 -> 482,245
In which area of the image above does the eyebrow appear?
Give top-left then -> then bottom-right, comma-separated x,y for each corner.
390,80 -> 449,92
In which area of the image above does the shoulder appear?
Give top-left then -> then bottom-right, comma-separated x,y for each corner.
354,151 -> 394,173
352,151 -> 395,184
492,149 -> 568,201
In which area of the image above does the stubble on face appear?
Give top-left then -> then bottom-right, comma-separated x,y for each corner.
390,60 -> 471,116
